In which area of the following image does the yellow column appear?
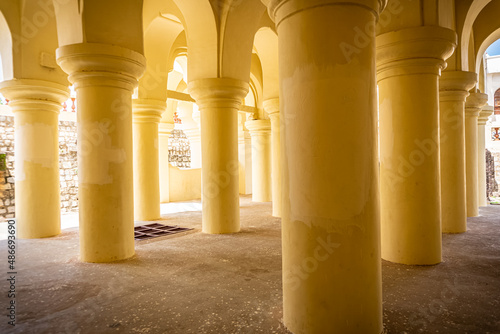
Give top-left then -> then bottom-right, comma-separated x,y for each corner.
377,26 -> 456,265
237,112 -> 252,195
439,71 -> 477,233
478,105 -> 494,207
159,122 -> 175,203
465,92 -> 488,217
264,98 -> 281,217
57,43 -> 146,262
188,78 -> 248,234
246,119 -> 272,202
132,99 -> 164,221
0,79 -> 69,238
267,1 -> 385,332
183,109 -> 202,169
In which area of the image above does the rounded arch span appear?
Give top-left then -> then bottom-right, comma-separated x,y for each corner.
461,0 -> 492,71
172,0 -> 218,81
253,26 -> 279,101
0,10 -> 13,81
475,27 -> 500,75
138,12 -> 184,100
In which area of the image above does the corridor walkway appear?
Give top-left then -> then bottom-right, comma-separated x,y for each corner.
1,197 -> 499,333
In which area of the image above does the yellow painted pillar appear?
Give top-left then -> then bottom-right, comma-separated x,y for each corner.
465,92 -> 488,217
267,1 -> 385,332
237,112 -> 252,195
188,78 -> 248,234
132,99 -> 164,221
439,71 -> 476,233
264,98 -> 281,217
57,43 -> 146,262
478,105 -> 494,207
246,119 -> 272,202
183,109 -> 202,169
159,122 -> 175,203
0,79 -> 69,238
377,26 -> 456,265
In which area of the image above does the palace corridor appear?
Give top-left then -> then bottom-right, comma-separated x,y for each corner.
2,0 -> 500,332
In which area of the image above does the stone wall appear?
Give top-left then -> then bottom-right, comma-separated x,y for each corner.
58,121 -> 78,212
0,115 -> 15,219
0,115 -> 79,220
493,152 -> 500,197
486,149 -> 498,197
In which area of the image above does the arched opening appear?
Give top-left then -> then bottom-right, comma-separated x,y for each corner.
461,0 -> 492,71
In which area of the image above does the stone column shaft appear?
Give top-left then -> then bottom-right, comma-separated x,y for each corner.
183,109 -> 202,169
465,92 -> 488,217
188,78 -> 248,234
57,43 -> 146,262
159,122 -> 174,203
246,119 -> 272,202
0,79 -> 69,238
264,98 -> 281,217
439,71 -> 476,233
377,26 -> 456,264
132,99 -> 164,221
267,1 -> 385,332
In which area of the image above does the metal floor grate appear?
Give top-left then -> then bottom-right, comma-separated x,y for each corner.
134,223 -> 193,240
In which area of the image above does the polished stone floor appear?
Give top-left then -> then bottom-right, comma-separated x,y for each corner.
0,196 -> 499,333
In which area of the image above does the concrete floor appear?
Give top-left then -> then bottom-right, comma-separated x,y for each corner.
0,195 -> 499,333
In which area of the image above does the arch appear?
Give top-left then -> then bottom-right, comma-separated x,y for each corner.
172,0 -> 218,81
460,0 -> 492,71
0,10 -> 13,81
219,0 -> 267,81
472,0 -> 500,75
475,27 -> 500,75
253,26 -> 279,101
138,13 -> 184,100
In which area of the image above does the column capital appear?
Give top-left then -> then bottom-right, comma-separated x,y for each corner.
440,71 -> 477,92
440,71 -> 477,103
263,98 -> 280,116
159,122 -> 175,136
245,119 -> 271,135
478,105 -> 494,125
188,78 -> 248,110
465,92 -> 488,118
132,99 -> 165,123
376,26 -> 456,82
0,79 -> 69,114
56,43 -> 146,91
265,0 -> 387,28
